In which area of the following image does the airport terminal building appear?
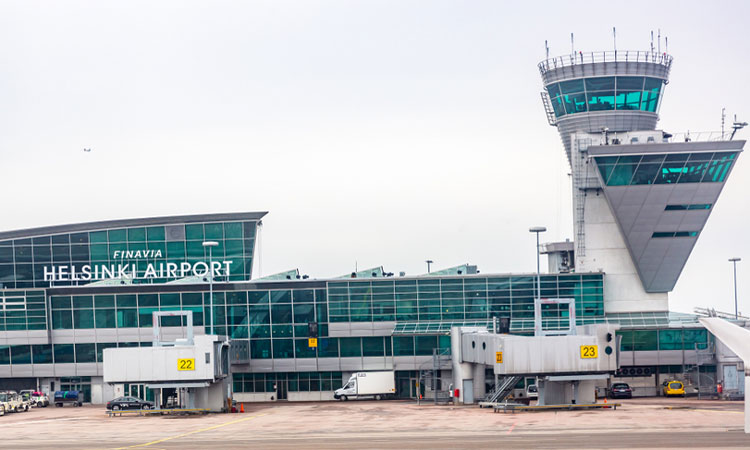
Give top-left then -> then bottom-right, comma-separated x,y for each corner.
0,47 -> 745,403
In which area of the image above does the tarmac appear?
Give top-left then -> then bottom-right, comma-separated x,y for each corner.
0,397 -> 747,449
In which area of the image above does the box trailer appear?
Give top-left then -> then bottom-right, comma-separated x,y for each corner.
334,371 -> 396,401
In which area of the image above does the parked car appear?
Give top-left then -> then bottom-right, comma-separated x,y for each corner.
663,380 -> 686,397
609,383 -> 633,399
525,384 -> 538,399
106,396 -> 154,411
31,392 -> 49,407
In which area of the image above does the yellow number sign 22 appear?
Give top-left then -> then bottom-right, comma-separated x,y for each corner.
178,358 -> 195,371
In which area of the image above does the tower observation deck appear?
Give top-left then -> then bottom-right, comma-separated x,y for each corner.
539,50 -> 673,164
537,45 -> 743,313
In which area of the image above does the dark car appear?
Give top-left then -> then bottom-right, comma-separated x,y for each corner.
609,383 -> 633,399
106,396 -> 154,411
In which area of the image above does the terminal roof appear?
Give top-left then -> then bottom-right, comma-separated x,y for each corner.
0,211 -> 268,240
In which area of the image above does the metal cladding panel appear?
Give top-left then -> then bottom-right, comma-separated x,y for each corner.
591,141 -> 743,292
557,113 -> 658,163
103,338 -> 217,383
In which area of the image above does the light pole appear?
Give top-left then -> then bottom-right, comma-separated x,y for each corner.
203,241 -> 219,335
729,257 -> 741,319
529,227 -> 546,336
426,260 -> 433,274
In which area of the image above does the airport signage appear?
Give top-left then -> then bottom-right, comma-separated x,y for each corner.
43,249 -> 232,282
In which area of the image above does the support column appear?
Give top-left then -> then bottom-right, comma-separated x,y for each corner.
450,327 -> 474,404
745,374 -> 750,434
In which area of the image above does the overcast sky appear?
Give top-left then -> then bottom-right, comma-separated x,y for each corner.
1,0 -> 748,315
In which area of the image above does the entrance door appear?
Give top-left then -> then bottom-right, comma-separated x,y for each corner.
276,380 -> 288,400
397,378 -> 412,398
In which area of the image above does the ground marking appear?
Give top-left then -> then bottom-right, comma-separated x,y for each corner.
112,413 -> 268,449
507,421 -> 517,434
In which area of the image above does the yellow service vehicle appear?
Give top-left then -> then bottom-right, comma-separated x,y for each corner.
662,380 -> 686,397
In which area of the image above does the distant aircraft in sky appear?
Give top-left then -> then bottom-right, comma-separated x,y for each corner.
83,148 -> 91,152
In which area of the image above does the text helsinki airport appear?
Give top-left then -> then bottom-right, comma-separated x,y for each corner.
42,249 -> 232,282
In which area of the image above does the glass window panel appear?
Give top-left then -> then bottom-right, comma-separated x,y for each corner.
562,92 -> 587,114
393,336 -> 414,356
294,339 -> 317,358
11,345 -> 32,364
224,222 -> 243,239
339,337 -> 362,357
50,235 -> 69,244
272,339 -> 293,358
293,304 -> 315,324
75,343 -> 96,363
95,309 -> 116,328
52,310 -> 73,329
616,76 -> 644,90
615,91 -> 641,110
270,290 -> 292,304
362,337 -> 384,357
250,340 -> 271,359
632,330 -> 658,351
205,223 -> 223,240
0,347 -> 9,365
415,336 -> 437,355
585,77 -> 615,91
117,309 -> 138,328
108,229 -> 127,242
32,344 -> 53,364
655,156 -> 688,184
559,79 -> 584,94
587,91 -> 615,111
546,83 -> 560,98
146,227 -> 165,241
53,344 -> 74,363
73,310 -> 94,329
318,338 -> 338,357
630,163 -> 662,185
117,295 -> 137,308
127,228 -> 146,242
271,304 -> 292,324
607,163 -> 637,186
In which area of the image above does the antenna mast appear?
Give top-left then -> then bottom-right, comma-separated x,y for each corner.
570,33 -> 574,55
545,40 -> 549,60
650,30 -> 654,52
613,27 -> 617,54
722,107 -> 726,137
658,29 -> 661,53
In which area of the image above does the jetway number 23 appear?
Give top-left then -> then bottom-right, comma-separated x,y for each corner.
580,345 -> 598,359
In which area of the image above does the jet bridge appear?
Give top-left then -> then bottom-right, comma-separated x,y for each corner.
103,311 -> 231,412
452,323 -> 619,405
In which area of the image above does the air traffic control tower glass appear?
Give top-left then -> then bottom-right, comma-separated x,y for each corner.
545,76 -> 665,118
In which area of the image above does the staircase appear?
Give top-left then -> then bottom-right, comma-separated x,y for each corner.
540,91 -> 557,126
482,376 -> 522,404
418,348 -> 452,404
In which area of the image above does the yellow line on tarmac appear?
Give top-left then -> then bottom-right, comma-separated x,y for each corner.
113,413 -> 268,449
664,407 -> 743,414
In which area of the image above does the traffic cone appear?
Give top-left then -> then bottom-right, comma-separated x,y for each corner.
603,397 -> 609,408
240,403 -> 245,413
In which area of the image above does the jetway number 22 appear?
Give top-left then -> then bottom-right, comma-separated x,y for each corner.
178,358 -> 196,371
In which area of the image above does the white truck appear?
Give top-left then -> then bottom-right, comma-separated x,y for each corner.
334,371 -> 396,401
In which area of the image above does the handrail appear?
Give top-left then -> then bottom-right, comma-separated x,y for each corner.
538,50 -> 673,75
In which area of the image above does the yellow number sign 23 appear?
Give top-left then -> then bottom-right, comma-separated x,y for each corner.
580,345 -> 598,359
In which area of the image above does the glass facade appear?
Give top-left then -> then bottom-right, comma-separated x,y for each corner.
0,272 -> 604,362
0,220 -> 257,289
233,372 -> 344,393
546,76 -> 664,118
327,274 -> 604,325
594,152 -> 737,186
617,328 -> 709,351
0,290 -> 46,331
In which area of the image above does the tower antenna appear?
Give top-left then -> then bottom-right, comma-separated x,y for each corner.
650,30 -> 654,53
722,107 -> 726,137
570,33 -> 574,56
665,36 -> 668,54
613,27 -> 617,54
658,29 -> 661,54
545,40 -> 549,60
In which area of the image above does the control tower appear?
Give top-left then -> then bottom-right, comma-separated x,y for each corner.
538,48 -> 744,313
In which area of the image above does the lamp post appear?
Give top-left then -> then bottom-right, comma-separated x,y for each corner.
529,227 -> 547,336
203,241 -> 219,335
425,260 -> 433,274
729,257 -> 741,319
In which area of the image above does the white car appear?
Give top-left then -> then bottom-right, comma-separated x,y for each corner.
525,384 -> 538,399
